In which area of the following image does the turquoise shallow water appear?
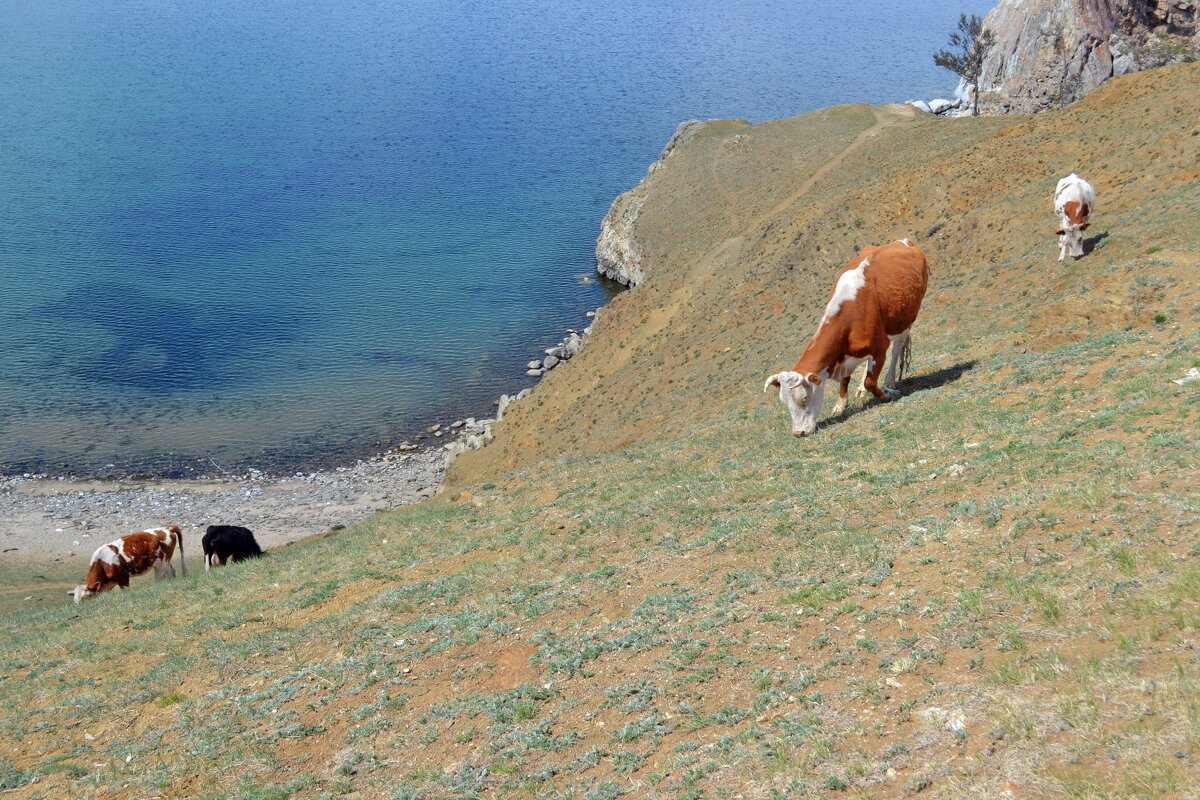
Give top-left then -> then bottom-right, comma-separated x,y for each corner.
0,0 -> 991,477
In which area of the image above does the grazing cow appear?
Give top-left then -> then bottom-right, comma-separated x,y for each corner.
71,525 -> 186,603
765,239 -> 929,436
1054,173 -> 1096,261
202,525 -> 264,570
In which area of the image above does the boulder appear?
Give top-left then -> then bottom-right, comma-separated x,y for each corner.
954,79 -> 976,106
909,100 -> 933,114
525,368 -> 543,378
1113,50 -> 1138,76
527,359 -> 541,370
928,98 -> 955,114
542,354 -> 560,370
560,333 -> 583,358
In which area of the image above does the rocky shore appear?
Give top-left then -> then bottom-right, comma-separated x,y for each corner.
0,448 -> 445,563
0,314 -> 601,564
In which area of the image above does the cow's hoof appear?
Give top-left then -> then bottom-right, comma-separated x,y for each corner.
832,401 -> 847,416
883,387 -> 901,401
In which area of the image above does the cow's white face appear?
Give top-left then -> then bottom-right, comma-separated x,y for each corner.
1057,222 -> 1089,259
70,584 -> 94,604
765,371 -> 825,436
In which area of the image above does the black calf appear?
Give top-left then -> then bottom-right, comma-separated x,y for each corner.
202,525 -> 264,571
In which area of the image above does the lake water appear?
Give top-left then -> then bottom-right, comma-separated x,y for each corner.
0,0 -> 992,477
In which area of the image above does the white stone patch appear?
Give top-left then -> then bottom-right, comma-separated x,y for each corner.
823,259 -> 869,321
917,706 -> 967,734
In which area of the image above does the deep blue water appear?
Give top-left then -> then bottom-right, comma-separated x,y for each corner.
0,0 -> 992,477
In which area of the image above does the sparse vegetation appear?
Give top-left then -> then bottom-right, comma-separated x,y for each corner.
0,63 -> 1197,799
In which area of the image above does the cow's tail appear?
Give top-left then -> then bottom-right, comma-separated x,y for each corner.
898,335 -> 913,384
177,527 -> 188,578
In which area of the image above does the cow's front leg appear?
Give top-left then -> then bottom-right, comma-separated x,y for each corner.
1058,237 -> 1066,262
833,376 -> 852,415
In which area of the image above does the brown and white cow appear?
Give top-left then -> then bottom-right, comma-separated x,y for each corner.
70,525 -> 187,603
1054,173 -> 1096,261
765,239 -> 928,436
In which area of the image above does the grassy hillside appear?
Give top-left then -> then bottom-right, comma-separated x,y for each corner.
2,64 -> 1197,799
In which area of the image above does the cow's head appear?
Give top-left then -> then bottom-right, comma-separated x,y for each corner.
1056,222 -> 1090,259
765,370 -> 825,436
69,584 -> 95,604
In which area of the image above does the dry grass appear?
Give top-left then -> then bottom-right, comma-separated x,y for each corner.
1,64 -> 1198,798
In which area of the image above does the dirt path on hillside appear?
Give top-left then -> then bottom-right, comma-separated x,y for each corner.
739,104 -> 918,237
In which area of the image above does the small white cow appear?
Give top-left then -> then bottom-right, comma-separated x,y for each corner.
765,239 -> 929,436
1054,173 -> 1096,261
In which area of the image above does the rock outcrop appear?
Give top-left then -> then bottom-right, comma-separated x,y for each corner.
595,120 -> 712,287
595,190 -> 647,287
976,0 -> 1198,114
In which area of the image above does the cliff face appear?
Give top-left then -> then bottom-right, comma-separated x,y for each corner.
978,0 -> 1198,114
594,120 -> 712,287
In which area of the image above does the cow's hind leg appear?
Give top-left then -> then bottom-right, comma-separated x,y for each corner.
883,329 -> 911,395
855,357 -> 875,398
154,560 -> 176,581
861,341 -> 896,402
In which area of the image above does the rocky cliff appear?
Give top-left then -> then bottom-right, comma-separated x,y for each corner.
977,0 -> 1198,113
594,119 -> 712,287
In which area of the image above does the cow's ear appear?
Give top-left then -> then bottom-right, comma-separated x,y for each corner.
1079,222 -> 1090,231
1055,228 -> 1065,236
806,373 -> 821,386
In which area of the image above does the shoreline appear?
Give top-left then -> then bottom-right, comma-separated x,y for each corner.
0,309 -> 601,564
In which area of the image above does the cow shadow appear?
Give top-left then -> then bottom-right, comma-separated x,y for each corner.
1083,231 -> 1110,256
820,360 -> 978,431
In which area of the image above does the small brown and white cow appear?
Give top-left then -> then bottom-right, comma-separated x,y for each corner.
765,239 -> 928,436
1054,173 -> 1096,261
71,525 -> 187,603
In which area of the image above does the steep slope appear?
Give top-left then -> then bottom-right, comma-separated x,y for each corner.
1,64 -> 1197,799
454,63 -> 1199,481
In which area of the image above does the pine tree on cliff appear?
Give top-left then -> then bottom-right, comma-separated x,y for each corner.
933,13 -> 996,116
